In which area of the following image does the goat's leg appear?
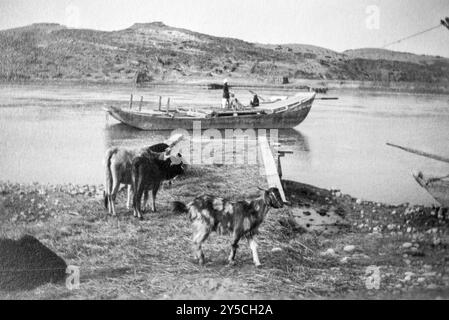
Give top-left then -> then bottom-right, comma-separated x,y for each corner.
248,237 -> 261,267
192,220 -> 209,265
228,232 -> 241,265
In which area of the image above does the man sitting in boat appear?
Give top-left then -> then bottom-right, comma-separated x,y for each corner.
229,93 -> 245,110
250,94 -> 260,107
222,79 -> 230,109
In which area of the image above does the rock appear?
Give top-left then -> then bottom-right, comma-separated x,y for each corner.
356,199 -> 363,205
321,248 -> 336,256
423,272 -> 436,277
271,247 -> 282,253
387,224 -> 395,231
417,277 -> 425,283
427,284 -> 438,290
343,245 -> 355,253
391,210 -> 397,215
340,256 -> 349,264
402,242 -> 413,249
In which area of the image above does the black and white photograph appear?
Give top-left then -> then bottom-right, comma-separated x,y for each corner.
0,0 -> 448,304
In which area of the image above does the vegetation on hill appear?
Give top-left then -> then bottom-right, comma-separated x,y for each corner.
1,22 -> 448,85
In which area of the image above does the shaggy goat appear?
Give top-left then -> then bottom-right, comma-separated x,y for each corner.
172,187 -> 284,267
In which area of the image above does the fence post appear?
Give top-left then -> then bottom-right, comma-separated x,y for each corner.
129,94 -> 133,109
139,96 -> 143,111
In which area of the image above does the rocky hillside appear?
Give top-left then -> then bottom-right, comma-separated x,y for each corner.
1,22 -> 448,84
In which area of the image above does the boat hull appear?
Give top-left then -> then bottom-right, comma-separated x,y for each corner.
413,171 -> 449,207
104,93 -> 315,130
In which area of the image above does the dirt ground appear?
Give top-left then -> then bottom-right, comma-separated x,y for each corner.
0,164 -> 448,300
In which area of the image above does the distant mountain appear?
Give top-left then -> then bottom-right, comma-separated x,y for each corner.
1,22 -> 448,84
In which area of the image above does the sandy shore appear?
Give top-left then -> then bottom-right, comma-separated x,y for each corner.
0,164 -> 448,299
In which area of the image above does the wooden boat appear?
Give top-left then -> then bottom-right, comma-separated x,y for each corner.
104,92 -> 315,130
387,142 -> 449,207
413,171 -> 449,207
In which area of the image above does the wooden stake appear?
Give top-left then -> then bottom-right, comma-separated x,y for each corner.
158,96 -> 162,111
129,94 -> 133,109
386,142 -> 449,164
166,97 -> 170,113
139,96 -> 143,111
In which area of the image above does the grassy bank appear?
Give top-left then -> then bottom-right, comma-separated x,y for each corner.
0,164 -> 448,299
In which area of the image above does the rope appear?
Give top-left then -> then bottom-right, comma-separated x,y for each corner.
381,24 -> 443,48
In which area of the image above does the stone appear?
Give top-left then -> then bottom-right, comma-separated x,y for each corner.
271,247 -> 282,253
402,242 -> 413,249
343,245 -> 355,252
356,199 -> 363,205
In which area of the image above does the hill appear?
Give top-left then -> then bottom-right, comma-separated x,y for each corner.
1,22 -> 449,85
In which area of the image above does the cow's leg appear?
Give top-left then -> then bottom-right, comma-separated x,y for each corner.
192,220 -> 209,265
248,237 -> 261,267
134,187 -> 145,220
126,185 -> 132,210
228,232 -> 241,265
110,182 -> 120,217
143,191 -> 149,212
132,180 -> 140,218
151,183 -> 160,212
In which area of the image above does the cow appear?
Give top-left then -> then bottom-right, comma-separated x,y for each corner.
131,153 -> 186,219
172,187 -> 284,267
104,142 -> 185,216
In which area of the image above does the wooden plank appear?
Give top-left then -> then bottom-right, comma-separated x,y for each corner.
258,135 -> 287,202
387,142 -> 449,164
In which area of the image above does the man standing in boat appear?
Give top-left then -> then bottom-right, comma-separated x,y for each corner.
222,79 -> 230,109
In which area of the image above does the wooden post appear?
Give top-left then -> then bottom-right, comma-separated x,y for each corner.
129,94 -> 133,109
258,136 -> 287,203
166,97 -> 170,113
158,96 -> 162,111
139,96 -> 143,111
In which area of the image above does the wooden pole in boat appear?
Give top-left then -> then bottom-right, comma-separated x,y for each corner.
129,94 -> 133,109
139,96 -> 143,111
386,142 -> 449,164
158,96 -> 162,111
166,97 -> 170,113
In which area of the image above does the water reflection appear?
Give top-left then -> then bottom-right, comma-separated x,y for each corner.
103,124 -> 311,165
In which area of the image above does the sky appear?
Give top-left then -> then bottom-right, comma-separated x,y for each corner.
0,0 -> 448,57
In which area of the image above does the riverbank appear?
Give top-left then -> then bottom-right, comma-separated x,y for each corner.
0,164 -> 448,299
1,78 -> 449,95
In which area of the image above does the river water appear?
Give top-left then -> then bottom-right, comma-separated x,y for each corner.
0,83 -> 448,205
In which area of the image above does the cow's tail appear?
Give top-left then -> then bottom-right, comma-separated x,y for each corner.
171,201 -> 188,214
104,147 -> 118,209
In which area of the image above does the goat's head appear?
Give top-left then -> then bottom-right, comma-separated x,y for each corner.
259,187 -> 284,209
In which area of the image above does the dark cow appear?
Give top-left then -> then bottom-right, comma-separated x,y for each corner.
104,142 -> 183,216
172,187 -> 284,267
131,153 -> 186,219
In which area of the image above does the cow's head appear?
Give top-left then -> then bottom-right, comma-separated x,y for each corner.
162,152 -> 187,180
